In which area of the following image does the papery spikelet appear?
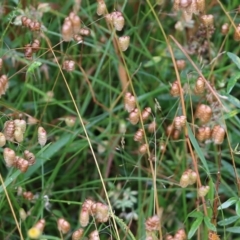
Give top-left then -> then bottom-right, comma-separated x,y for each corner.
172,129 -> 181,140
34,219 -> 45,232
139,143 -> 148,154
29,21 -> 41,31
142,107 -> 152,121
194,76 -> 205,94
23,191 -> 34,201
176,59 -> 186,70
62,19 -> 73,41
63,60 -> 75,72
72,228 -> 84,240
15,156 -> 29,172
89,230 -> 100,240
198,185 -> 210,197
145,215 -> 160,231
176,228 -> 187,240
118,36 -> 130,51
65,116 -> 76,127
165,234 -> 174,240
196,127 -> 205,142
21,16 -> 31,27
179,171 -> 190,188
14,126 -> 24,142
188,170 -> 197,185
212,125 -> 225,145
200,14 -> 214,27
134,129 -> 144,142
94,202 -> 109,222
31,39 -> 40,52
174,116 -> 186,130
14,119 -> 26,133
0,74 -> 9,96
208,231 -> 220,240
221,23 -> 229,35
69,12 -> 81,34
19,208 -> 27,221
234,24 -> 240,41
129,108 -> 139,125
57,218 -> 71,234
83,199 -> 95,212
3,147 -> 16,167
97,0 -> 107,16
170,81 -> 181,97
38,126 -> 47,147
24,150 -> 36,165
79,28 -> 91,36
148,121 -> 157,133
195,104 -> 212,124
4,120 -> 15,141
124,92 -> 136,112
196,0 -> 205,14
79,206 -> 89,227
179,0 -> 192,8
0,132 -> 6,147
166,124 -> 174,137
24,44 -> 33,60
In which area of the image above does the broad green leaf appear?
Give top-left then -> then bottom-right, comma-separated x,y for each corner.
188,211 -> 204,218
226,227 -> 240,233
227,72 -> 240,93
204,216 -> 217,232
188,216 -> 203,239
27,61 -> 42,74
236,200 -> 240,216
225,94 -> 240,108
218,216 -> 240,226
218,197 -> 238,210
143,56 -> 161,67
187,124 -> 209,173
227,52 -> 240,69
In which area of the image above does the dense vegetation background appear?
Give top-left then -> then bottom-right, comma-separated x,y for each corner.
0,0 -> 240,239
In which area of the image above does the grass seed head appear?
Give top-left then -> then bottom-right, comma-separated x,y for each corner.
23,191 -> 34,201
24,150 -> 36,165
194,76 -> 205,94
0,74 -> 9,96
0,58 -> 2,70
62,20 -> 73,41
94,202 -> 109,222
200,14 -> 214,27
124,92 -> 136,113
134,129 -> 144,142
118,36 -> 130,51
170,81 -> 181,97
14,119 -> 26,133
0,132 -> 6,147
148,121 -> 157,133
221,23 -> 229,35
176,59 -> 186,70
57,218 -> 71,234
15,156 -> 29,172
234,24 -> 240,41
69,12 -> 81,34
97,0 -> 107,16
79,206 -> 90,227
145,215 -> 160,231
142,107 -> 152,121
38,126 -> 47,147
180,171 -> 190,188
72,228 -> 84,240
24,44 -> 33,60
112,11 -> 125,31
89,230 -> 100,240
195,104 -> 212,124
14,126 -> 24,142
139,143 -> 149,154
129,108 -> 139,125
73,34 -> 83,43
63,60 -> 75,72
34,219 -> 46,232
19,208 -> 27,221
3,147 -> 16,167
29,21 -> 41,31
211,125 -> 225,145
174,115 -> 186,130
79,27 -> 91,36
31,39 -> 40,52
198,185 -> 210,197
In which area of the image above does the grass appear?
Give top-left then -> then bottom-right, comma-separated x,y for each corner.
0,0 -> 240,239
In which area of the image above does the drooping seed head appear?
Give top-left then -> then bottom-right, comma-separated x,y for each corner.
79,206 -> 90,227
179,171 -> 190,188
15,156 -> 29,172
211,125 -> 225,145
221,23 -> 229,35
57,218 -> 71,234
142,107 -> 152,121
14,119 -> 26,133
19,208 -> 27,221
234,24 -> 240,41
72,228 -> 84,240
34,219 -> 45,232
124,92 -> 136,112
112,12 -> 125,31
62,20 -> 73,41
134,129 -> 144,142
79,28 -> 91,36
0,74 -> 9,96
174,115 -> 186,130
129,108 -> 139,125
188,170 -> 197,185
0,58 -> 3,71
145,215 -> 160,231
139,143 -> 148,154
148,121 -> 157,133
194,76 -> 205,94
94,202 -> 109,223
24,150 -> 36,165
170,81 -> 181,97
14,126 -> 24,142
65,116 -> 76,127
89,230 -> 100,240
31,39 -> 40,52
24,44 -> 33,60
198,185 -> 210,197
0,132 -> 6,147
3,147 -> 16,167
195,104 -> 212,124
23,191 -> 34,201
73,34 -> 83,43
118,36 -> 130,51
97,0 -> 107,16
69,12 -> 81,34
200,14 -> 214,27
38,126 -> 47,147
176,59 -> 186,71
62,60 -> 75,72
